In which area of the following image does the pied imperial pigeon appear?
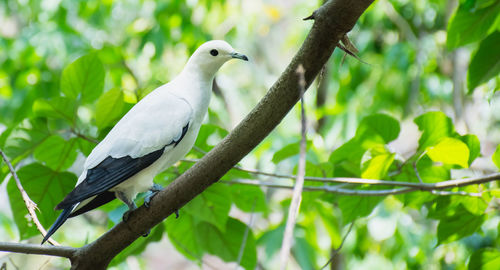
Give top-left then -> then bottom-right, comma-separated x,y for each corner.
42,40 -> 248,244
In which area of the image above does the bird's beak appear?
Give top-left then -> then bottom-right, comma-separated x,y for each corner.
230,52 -> 248,61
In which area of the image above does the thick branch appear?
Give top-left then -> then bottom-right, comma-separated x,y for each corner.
0,242 -> 76,259
64,0 -> 375,268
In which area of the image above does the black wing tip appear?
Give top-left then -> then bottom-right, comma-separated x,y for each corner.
41,205 -> 75,245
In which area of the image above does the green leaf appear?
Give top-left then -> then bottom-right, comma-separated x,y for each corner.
95,88 -> 125,129
76,137 -> 97,156
272,140 -> 311,164
183,183 -> 231,232
468,32 -> 500,90
292,235 -> 318,270
4,118 -> 51,159
469,248 -> 500,270
492,144 -> 500,170
338,195 -> 384,224
165,213 -> 203,260
361,145 -> 395,179
437,205 -> 484,244
33,135 -> 78,171
426,137 -> 470,168
197,218 -> 257,270
109,223 -> 164,266
229,184 -> 268,213
32,96 -> 76,123
414,112 -> 454,150
458,186 -> 489,215
460,134 -> 481,166
7,163 -> 77,240
257,224 -> 285,259
355,113 -> 400,143
447,2 -> 500,50
60,53 -> 105,103
194,124 -> 228,152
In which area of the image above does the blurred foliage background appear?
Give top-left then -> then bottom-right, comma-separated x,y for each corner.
0,0 -> 499,269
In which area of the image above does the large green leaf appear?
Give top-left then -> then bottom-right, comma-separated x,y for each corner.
447,2 -> 500,49
95,88 -> 125,129
60,53 -> 105,103
414,111 -> 454,150
109,223 -> 165,267
338,195 -> 384,224
426,137 -> 470,168
3,118 -> 51,159
33,135 -> 78,171
32,96 -> 77,123
229,184 -> 268,213
7,163 -> 77,240
272,140 -> 312,164
197,218 -> 257,270
183,183 -> 231,232
437,205 -> 484,244
468,32 -> 500,91
355,113 -> 400,143
468,248 -> 500,270
460,134 -> 481,166
165,212 -> 204,261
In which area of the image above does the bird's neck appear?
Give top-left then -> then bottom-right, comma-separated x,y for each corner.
171,69 -> 213,123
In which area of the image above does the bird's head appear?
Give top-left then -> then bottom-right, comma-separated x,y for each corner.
184,40 -> 248,78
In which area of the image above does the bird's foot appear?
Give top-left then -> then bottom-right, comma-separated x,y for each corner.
122,210 -> 133,222
175,209 -> 179,219
144,184 -> 163,208
142,228 -> 151,237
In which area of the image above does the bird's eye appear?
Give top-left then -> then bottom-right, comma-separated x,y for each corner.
210,49 -> 218,56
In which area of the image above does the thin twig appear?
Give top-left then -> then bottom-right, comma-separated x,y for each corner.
279,64 -> 308,270
320,221 -> 355,270
70,129 -> 99,144
223,179 -> 484,197
235,199 -> 256,270
0,150 -> 60,246
182,158 -> 499,190
0,242 -> 76,258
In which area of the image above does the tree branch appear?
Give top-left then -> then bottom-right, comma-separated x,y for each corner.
0,149 -> 60,246
223,179 -> 485,197
0,242 -> 76,259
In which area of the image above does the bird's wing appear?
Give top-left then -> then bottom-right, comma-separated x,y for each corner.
56,90 -> 193,210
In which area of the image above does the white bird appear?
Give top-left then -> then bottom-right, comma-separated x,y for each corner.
42,40 -> 248,244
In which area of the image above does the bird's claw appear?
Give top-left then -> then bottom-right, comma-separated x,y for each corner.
142,228 -> 151,237
175,209 -> 179,219
144,184 -> 163,208
122,210 -> 132,222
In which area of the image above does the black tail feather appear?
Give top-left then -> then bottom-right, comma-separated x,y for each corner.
41,205 -> 75,244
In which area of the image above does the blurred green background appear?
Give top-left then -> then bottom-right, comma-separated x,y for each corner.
0,0 -> 499,269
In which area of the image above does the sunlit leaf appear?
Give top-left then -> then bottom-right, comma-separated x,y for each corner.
492,144 -> 500,170
414,112 -> 454,150
426,137 -> 470,168
460,134 -> 481,166
165,212 -> 203,261
60,53 -> 105,103
361,145 -> 395,179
